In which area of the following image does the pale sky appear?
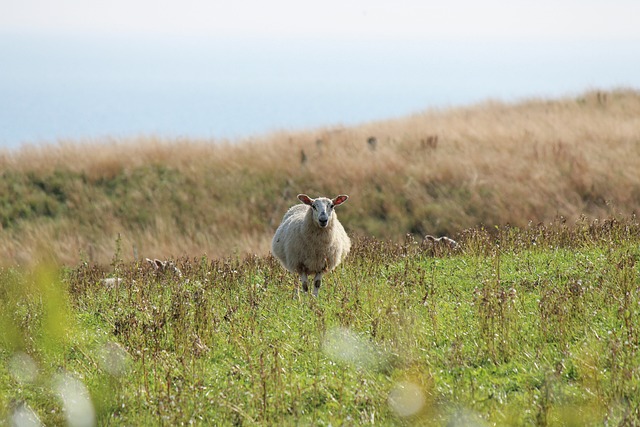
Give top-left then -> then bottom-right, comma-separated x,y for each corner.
3,0 -> 640,41
2,0 -> 640,146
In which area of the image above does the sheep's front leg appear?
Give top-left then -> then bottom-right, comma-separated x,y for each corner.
300,273 -> 309,294
312,273 -> 323,297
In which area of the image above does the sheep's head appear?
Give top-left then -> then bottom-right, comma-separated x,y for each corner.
298,194 -> 349,228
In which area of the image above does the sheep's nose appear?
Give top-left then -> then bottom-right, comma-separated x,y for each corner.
319,218 -> 328,227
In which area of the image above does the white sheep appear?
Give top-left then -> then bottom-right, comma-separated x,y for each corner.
424,235 -> 458,249
100,277 -> 123,288
146,258 -> 183,278
272,194 -> 351,297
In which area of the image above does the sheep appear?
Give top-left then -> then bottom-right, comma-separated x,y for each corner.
99,259 -> 181,289
423,235 -> 458,249
272,194 -> 351,297
100,277 -> 123,288
146,258 -> 183,278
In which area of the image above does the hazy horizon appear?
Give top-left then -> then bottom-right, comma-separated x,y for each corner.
2,1 -> 640,149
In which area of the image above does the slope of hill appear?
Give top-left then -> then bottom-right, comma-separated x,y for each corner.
1,89 -> 639,266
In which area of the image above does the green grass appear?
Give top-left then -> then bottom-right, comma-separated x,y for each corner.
2,217 -> 640,425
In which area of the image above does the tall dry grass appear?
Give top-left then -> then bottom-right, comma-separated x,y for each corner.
1,89 -> 639,266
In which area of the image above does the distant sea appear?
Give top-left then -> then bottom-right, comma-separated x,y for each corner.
1,34 -> 639,149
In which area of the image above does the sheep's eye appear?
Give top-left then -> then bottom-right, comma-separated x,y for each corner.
312,205 -> 317,210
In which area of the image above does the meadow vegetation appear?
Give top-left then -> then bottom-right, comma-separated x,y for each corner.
1,216 -> 640,425
0,89 -> 639,266
2,89 -> 640,425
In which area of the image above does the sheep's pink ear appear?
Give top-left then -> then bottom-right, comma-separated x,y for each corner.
298,194 -> 313,205
333,195 -> 349,206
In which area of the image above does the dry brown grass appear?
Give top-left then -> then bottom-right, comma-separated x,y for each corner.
1,89 -> 639,266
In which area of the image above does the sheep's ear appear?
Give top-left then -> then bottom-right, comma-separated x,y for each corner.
298,194 -> 313,205
154,259 -> 165,270
333,195 -> 349,206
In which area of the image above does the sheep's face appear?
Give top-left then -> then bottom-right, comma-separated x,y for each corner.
298,194 -> 349,229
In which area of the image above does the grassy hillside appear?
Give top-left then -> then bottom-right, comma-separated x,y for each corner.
1,89 -> 640,266
1,218 -> 639,425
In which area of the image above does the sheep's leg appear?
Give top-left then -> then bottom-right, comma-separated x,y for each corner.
300,273 -> 309,294
312,273 -> 323,297
293,274 -> 309,300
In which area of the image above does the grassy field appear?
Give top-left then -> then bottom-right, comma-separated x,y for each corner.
1,89 -> 640,425
1,216 -> 640,426
1,89 -> 640,266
